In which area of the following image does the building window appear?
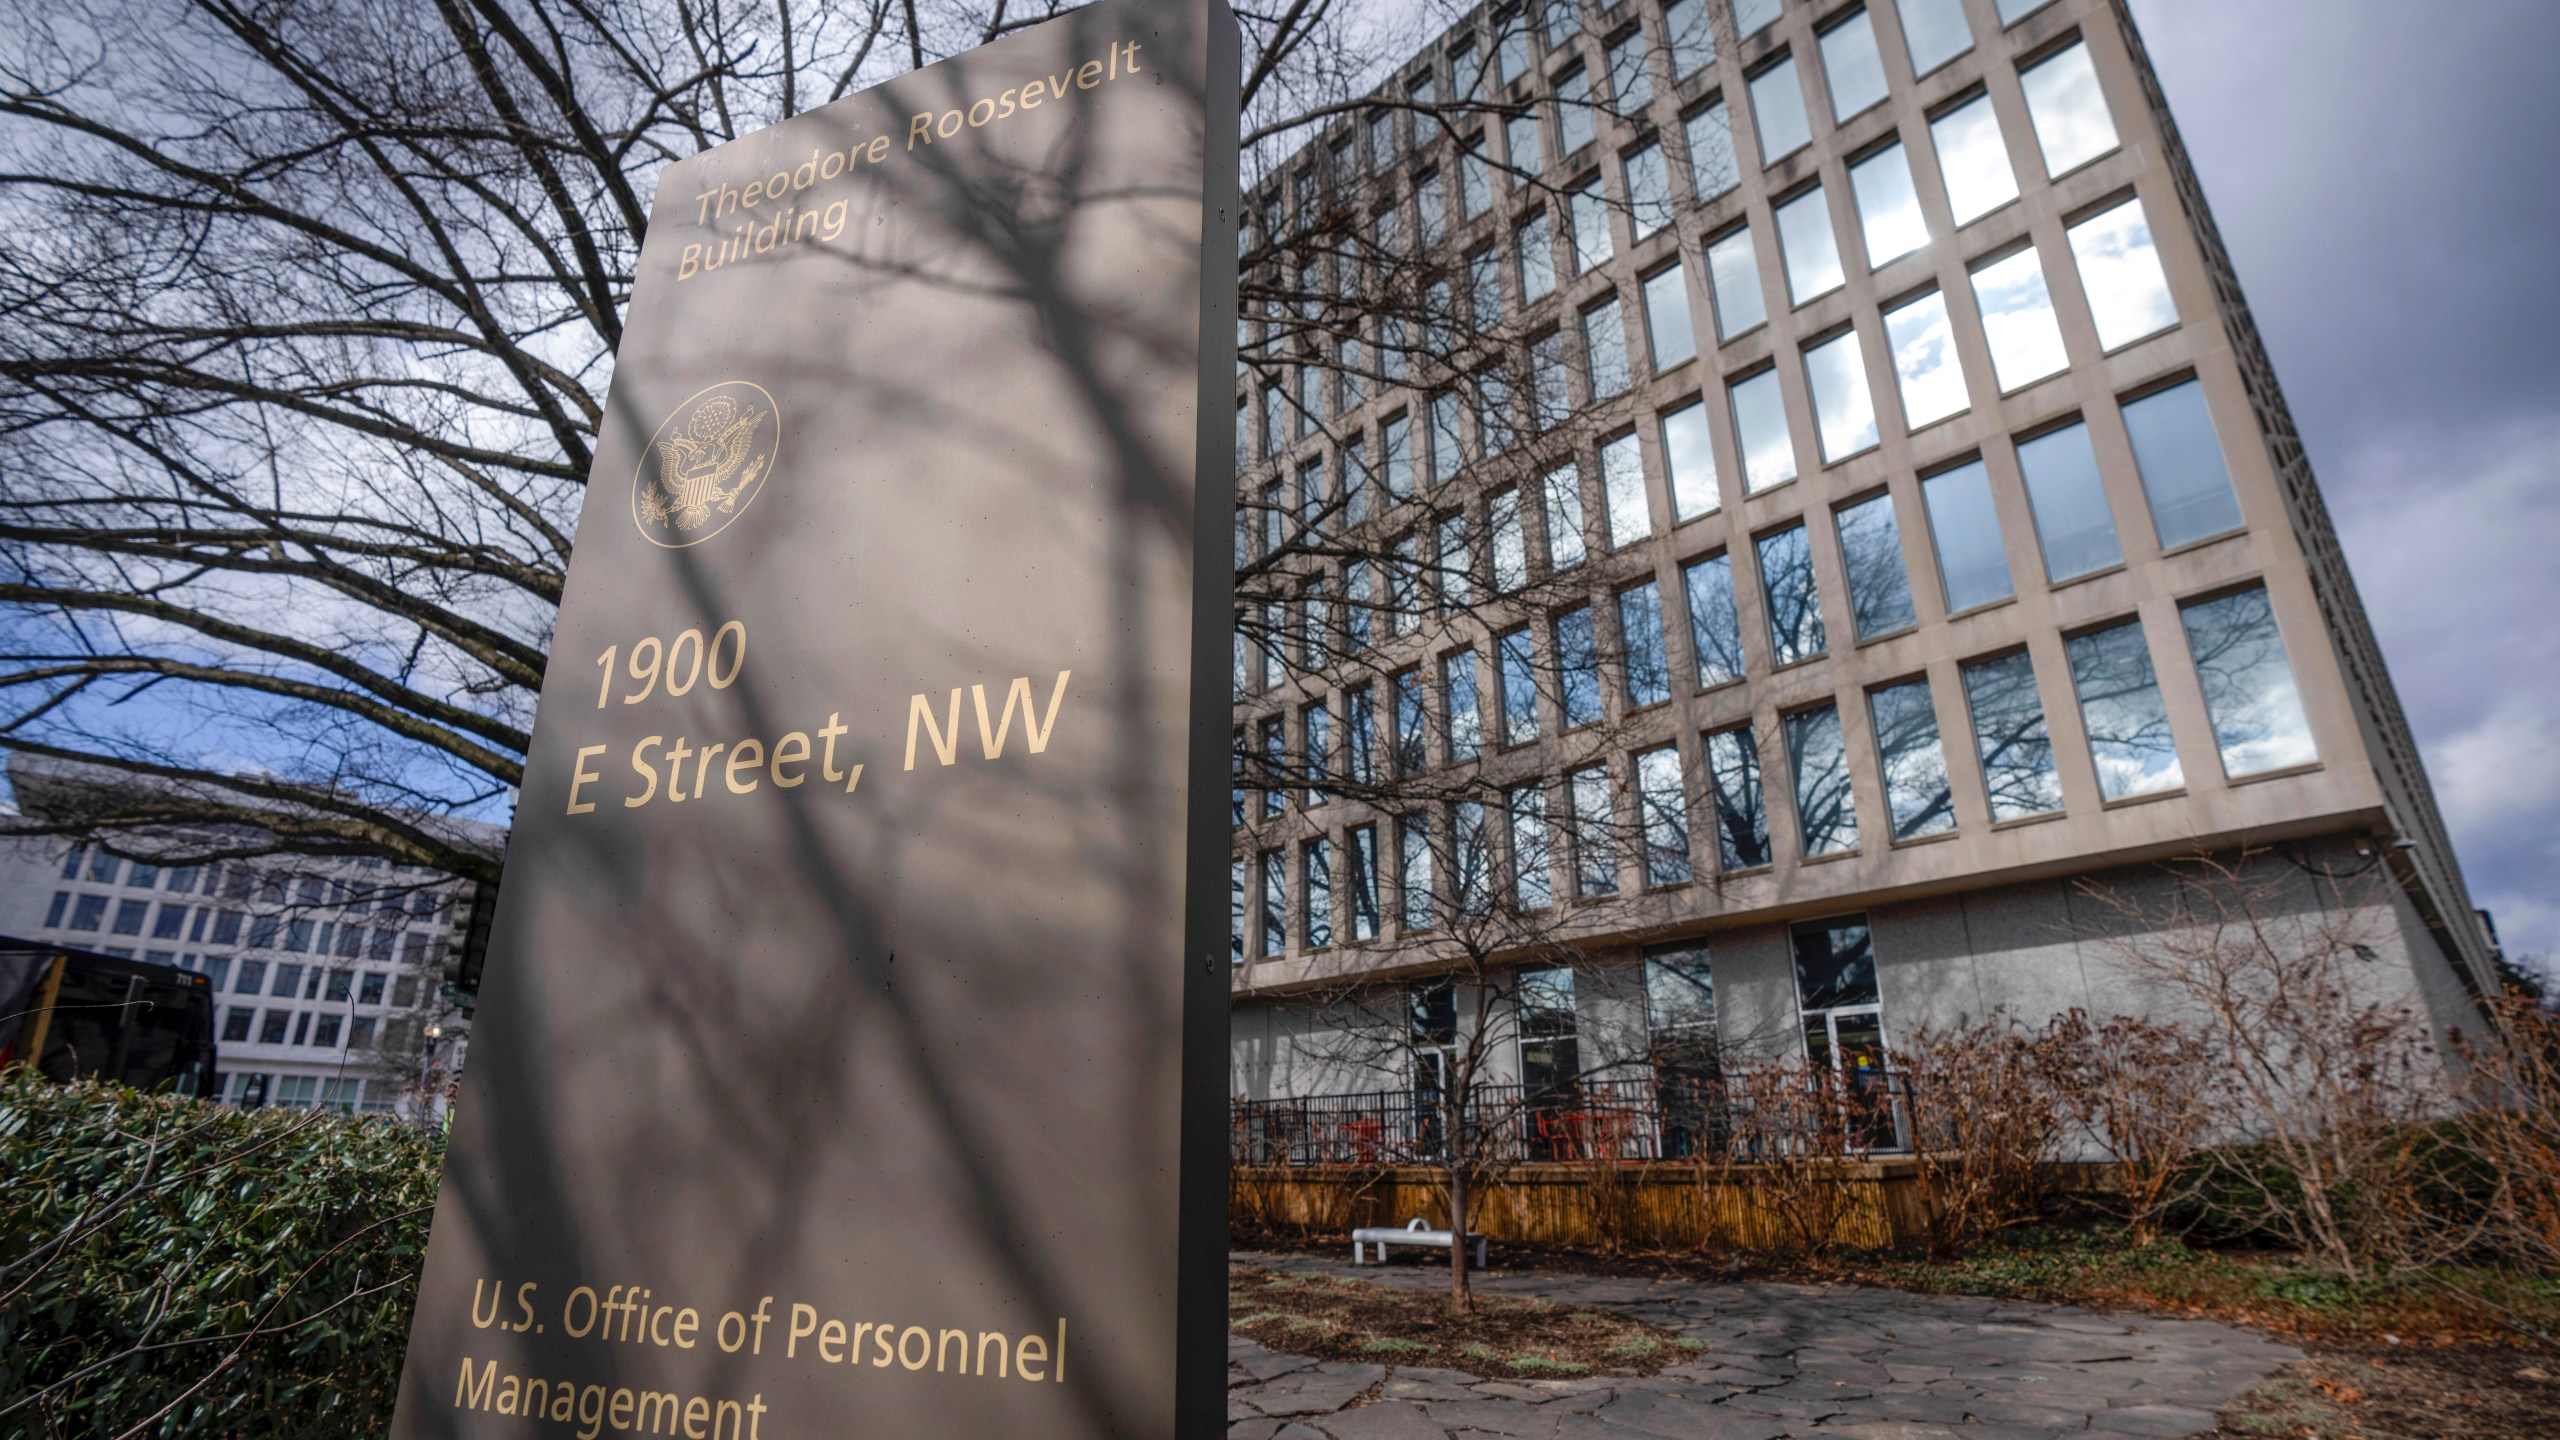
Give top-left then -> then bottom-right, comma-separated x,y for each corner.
1569,176 -> 1612,272
2016,420 -> 2123,582
1348,827 -> 1381,941
1755,524 -> 1828,666
1443,650 -> 1482,762
259,1010 -> 290,1045
1606,27 -> 1651,113
2181,586 -> 2318,777
1930,91 -> 2017,226
1641,261 -> 1696,370
221,1007 -> 254,1043
1459,138 -> 1494,219
1417,169 -> 1447,247
1625,142 -> 1673,239
1467,245 -> 1503,330
1819,10 -> 1890,121
1348,686 -> 1379,785
1394,670 -> 1429,774
1848,143 -> 1927,270
1569,766 -> 1617,896
59,845 -> 83,881
1452,801 -> 1493,913
1835,492 -> 1917,640
1260,602 -> 1286,688
1620,581 -> 1671,707
324,970 -> 352,1002
1505,110 -> 1544,180
360,970 -> 386,1005
1389,534 -> 1422,635
1304,840 -> 1334,950
1490,488 -> 1529,592
1920,458 -> 2014,613
248,914 -> 280,948
1400,815 -> 1435,930
1304,702 -> 1332,804
2121,380 -> 2242,548
1543,0 -> 1580,52
1383,413 -> 1413,500
1774,186 -> 1845,305
1734,0 -> 1782,35
1896,0 -> 1972,77
67,894 -> 106,931
1962,649 -> 2065,819
1803,328 -> 1878,463
1259,717 -> 1286,817
1970,246 -> 2070,391
1687,99 -> 1738,202
1259,850 -> 1287,956
1508,785 -> 1554,909
1543,464 -> 1588,569
1705,726 -> 1770,868
1552,607 -> 1602,727
2067,620 -> 2184,800
111,899 -> 149,936
1793,918 -> 1892,1139
1429,393 -> 1464,484
1749,56 -> 1812,166
1228,859 -> 1246,964
1517,211 -> 1556,305
2067,197 -> 2176,350
275,962 -> 306,998
1662,0 -> 1713,75
43,892 -> 67,928
1437,511 -> 1473,612
234,959 -> 267,994
1659,400 -> 1718,521
312,1014 -> 343,1049
1786,705 -> 1860,856
1883,290 -> 1969,429
1344,438 -> 1371,526
1729,368 -> 1796,494
1581,296 -> 1632,398
1517,967 -> 1581,1134
1494,628 -> 1540,747
1601,432 -> 1651,546
1683,553 -> 1746,687
1869,678 -> 1957,838
1637,746 -> 1693,886
1706,224 -> 1766,339
1556,67 -> 1597,156
88,850 -> 121,884
1476,366 -> 1517,455
2020,41 -> 2118,178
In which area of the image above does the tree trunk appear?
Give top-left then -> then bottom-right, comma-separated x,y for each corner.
1447,1165 -> 1473,1313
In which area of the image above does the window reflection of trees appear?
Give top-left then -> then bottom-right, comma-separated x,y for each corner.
1684,554 -> 1747,686
1705,726 -> 1771,869
1868,679 -> 1955,838
2065,620 -> 2182,800
2181,587 -> 2316,775
1756,524 -> 1827,665
1835,494 -> 1916,640
1785,704 -> 1859,856
1961,650 -> 2064,820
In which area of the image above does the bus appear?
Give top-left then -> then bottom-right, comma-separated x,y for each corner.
0,938 -> 219,1096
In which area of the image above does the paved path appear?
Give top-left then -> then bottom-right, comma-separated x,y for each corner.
1229,1252 -> 2299,1440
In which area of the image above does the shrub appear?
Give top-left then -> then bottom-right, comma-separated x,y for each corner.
0,1072 -> 443,1439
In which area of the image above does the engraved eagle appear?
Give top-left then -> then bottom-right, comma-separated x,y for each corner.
641,395 -> 769,533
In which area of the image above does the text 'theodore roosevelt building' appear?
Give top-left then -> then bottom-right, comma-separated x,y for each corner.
1226,0 -> 2498,1119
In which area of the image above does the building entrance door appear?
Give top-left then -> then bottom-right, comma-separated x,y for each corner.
1791,917 -> 1901,1149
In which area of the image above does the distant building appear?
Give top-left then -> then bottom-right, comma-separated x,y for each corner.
0,758 -> 499,1118
1228,0 -> 2496,1121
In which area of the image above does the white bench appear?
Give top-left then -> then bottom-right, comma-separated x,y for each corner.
1350,1217 -> 1488,1267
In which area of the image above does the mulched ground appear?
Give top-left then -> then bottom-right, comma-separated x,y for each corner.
1228,1264 -> 1697,1378
2207,1345 -> 2557,1440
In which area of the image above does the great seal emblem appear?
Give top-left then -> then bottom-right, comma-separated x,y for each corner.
631,381 -> 780,547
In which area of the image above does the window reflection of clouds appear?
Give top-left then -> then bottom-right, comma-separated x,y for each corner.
1895,0 -> 1973,77
1638,746 -> 1693,885
2066,620 -> 2183,800
1850,143 -> 1930,268
1644,261 -> 1698,369
1776,186 -> 1846,304
1731,368 -> 1797,492
1962,649 -> 2065,820
2122,381 -> 2243,547
1602,431 -> 1652,545
1752,57 -> 1813,165
1708,225 -> 1768,338
1571,766 -> 1618,895
1869,679 -> 1956,838
1921,459 -> 2014,613
1805,328 -> 1879,462
1620,581 -> 1671,707
1820,11 -> 1891,122
2015,421 -> 2123,581
1930,93 -> 2017,225
1884,290 -> 1969,428
1687,100 -> 1738,201
1970,246 -> 2070,390
1661,400 -> 1720,519
2021,41 -> 2118,178
2182,587 -> 2318,776
2068,198 -> 2176,349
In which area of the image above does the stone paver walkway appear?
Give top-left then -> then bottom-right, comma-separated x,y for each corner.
1230,1252 -> 2299,1440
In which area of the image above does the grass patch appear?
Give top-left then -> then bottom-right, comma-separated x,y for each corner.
1228,1265 -> 1689,1378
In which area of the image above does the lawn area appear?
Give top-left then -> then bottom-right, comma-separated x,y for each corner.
1229,1265 -> 1698,1377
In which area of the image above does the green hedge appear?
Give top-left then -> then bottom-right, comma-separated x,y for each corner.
0,1072 -> 443,1439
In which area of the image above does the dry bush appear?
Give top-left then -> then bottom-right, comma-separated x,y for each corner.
1898,1012 -> 2078,1256
2047,1009 -> 2221,1244
1696,1061 -> 1873,1256
2081,854 -> 2466,1281
2448,994 -> 2560,1273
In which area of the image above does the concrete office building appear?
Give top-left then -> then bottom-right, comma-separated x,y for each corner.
0,758 -> 494,1117
1227,0 -> 2497,1117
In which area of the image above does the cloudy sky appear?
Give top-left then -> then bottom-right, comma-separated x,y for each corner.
2123,0 -> 2560,968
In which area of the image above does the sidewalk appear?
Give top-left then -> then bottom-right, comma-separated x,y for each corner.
1229,1251 -> 2299,1440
